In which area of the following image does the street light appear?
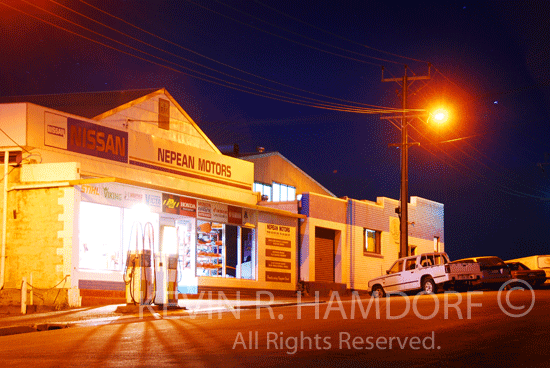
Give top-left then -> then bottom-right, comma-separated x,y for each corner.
382,65 -> 450,258
397,108 -> 449,258
385,106 -> 449,258
430,108 -> 450,124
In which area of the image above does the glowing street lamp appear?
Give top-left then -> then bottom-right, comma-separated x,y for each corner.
431,108 -> 449,124
388,106 -> 450,258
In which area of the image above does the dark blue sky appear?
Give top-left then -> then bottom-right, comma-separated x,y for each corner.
1,1 -> 549,260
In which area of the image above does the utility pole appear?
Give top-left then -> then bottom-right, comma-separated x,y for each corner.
382,65 -> 430,258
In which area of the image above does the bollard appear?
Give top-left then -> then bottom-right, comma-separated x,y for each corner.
30,273 -> 33,306
21,277 -> 27,315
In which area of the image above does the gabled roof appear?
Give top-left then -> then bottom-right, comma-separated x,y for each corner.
0,88 -> 221,153
0,88 -> 160,119
243,151 -> 336,197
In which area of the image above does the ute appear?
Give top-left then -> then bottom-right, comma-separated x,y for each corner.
368,252 -> 482,297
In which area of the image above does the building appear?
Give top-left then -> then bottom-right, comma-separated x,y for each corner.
240,152 -> 445,295
0,88 -> 445,308
0,88 -> 304,307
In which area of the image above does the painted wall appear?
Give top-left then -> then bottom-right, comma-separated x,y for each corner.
2,165 -> 79,307
299,193 -> 444,291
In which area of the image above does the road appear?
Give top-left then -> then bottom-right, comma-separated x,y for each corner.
2,289 -> 549,367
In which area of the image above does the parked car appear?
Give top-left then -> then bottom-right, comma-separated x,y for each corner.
367,252 -> 482,297
506,255 -> 550,284
451,256 -> 511,290
504,261 -> 547,288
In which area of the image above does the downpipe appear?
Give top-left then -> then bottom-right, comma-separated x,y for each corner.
1,150 -> 8,290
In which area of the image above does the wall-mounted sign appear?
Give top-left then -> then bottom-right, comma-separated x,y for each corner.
266,249 -> 291,259
128,130 -> 253,190
79,183 -> 161,212
265,271 -> 291,283
266,260 -> 291,270
162,193 -> 180,214
228,205 -> 242,225
180,197 -> 197,217
261,223 -> 295,284
197,201 -> 212,220
45,113 -> 128,163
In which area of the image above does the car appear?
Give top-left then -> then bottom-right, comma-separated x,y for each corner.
367,252 -> 482,297
506,255 -> 550,284
451,256 -> 511,290
504,261 -> 547,288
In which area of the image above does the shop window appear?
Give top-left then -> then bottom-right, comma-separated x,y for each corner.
364,228 -> 381,255
79,202 -> 123,271
122,206 -> 160,267
196,220 -> 255,279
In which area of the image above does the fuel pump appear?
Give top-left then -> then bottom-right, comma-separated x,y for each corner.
124,221 -> 155,305
154,225 -> 179,306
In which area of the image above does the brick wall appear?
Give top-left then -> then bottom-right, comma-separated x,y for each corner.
1,182 -> 74,307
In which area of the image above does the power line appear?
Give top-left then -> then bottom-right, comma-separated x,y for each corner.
251,0 -> 429,64
6,1 -> 395,114
186,0 -> 394,68
72,0 -> 395,111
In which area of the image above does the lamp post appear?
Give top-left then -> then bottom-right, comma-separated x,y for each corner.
383,65 -> 449,258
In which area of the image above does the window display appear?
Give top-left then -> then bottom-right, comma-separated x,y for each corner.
79,202 -> 123,271
196,221 -> 224,276
196,220 -> 255,279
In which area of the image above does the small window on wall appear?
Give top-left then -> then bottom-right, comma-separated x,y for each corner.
364,228 -> 381,255
79,202 -> 123,271
254,182 -> 271,201
272,182 -> 296,202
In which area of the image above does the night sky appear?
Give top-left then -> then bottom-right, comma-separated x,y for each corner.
1,1 -> 549,261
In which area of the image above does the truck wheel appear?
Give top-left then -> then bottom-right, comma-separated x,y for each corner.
372,285 -> 385,298
421,278 -> 437,294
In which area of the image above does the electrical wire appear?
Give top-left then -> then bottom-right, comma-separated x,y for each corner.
411,70 -> 550,196
49,0 -> 395,113
75,0 -> 397,111
208,0 -> 404,66
186,0 -> 392,67
251,0 -> 429,64
8,0 -> 405,115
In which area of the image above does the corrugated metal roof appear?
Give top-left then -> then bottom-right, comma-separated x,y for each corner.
0,88 -> 161,119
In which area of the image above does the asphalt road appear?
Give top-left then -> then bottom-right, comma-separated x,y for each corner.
2,289 -> 549,367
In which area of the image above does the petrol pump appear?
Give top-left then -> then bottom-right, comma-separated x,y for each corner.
154,225 -> 179,306
124,221 -> 155,305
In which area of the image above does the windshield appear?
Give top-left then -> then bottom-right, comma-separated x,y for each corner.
477,257 -> 506,267
388,260 -> 404,274
538,256 -> 550,269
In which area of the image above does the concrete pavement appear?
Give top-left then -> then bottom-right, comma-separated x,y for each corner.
0,294 -> 327,337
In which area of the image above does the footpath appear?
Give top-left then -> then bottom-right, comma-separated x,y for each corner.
0,295 -> 327,337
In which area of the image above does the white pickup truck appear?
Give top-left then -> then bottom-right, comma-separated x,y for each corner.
368,252 -> 482,297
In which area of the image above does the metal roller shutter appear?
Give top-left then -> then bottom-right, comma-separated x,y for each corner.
315,227 -> 335,283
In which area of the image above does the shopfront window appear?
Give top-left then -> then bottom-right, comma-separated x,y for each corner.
196,220 -> 255,279
79,202 -> 123,271
122,206 -> 159,265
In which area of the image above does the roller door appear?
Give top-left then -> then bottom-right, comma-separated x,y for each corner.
315,227 -> 335,283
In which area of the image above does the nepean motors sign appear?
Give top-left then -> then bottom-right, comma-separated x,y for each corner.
129,130 -> 253,190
